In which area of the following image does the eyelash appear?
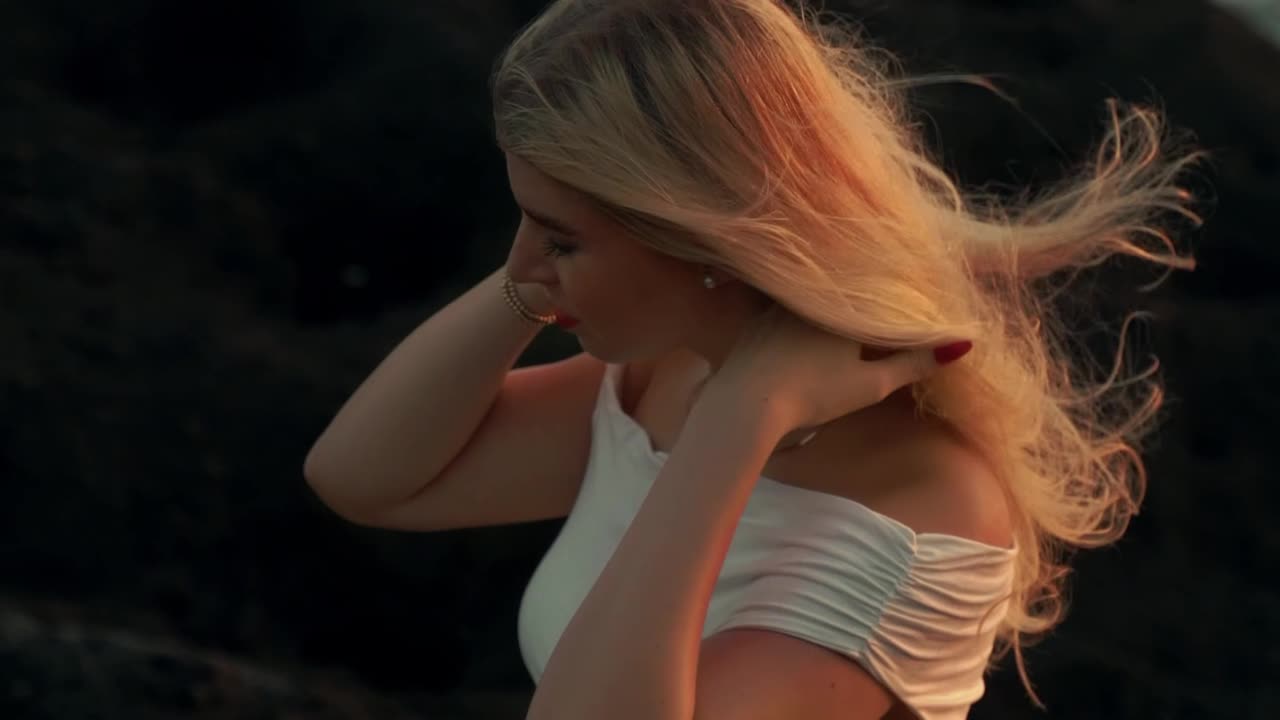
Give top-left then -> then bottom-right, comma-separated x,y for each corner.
541,237 -> 575,258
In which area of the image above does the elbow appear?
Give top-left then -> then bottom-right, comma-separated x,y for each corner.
302,449 -> 331,488
302,451 -> 341,506
302,457 -> 373,526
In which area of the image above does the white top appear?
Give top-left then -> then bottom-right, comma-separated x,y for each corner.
517,362 -> 1019,719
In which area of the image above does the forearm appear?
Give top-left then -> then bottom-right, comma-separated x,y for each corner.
304,265 -> 549,517
526,382 -> 789,720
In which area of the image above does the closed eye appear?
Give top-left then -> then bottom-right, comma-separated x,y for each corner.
541,237 -> 576,258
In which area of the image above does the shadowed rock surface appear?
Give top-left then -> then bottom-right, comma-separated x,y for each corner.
3,1 -> 1277,717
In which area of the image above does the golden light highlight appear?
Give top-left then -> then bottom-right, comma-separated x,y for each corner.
489,0 -> 1211,708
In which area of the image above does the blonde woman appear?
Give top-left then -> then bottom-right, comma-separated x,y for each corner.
304,1 -> 1208,717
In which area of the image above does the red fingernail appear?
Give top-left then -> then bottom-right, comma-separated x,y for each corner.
934,341 -> 973,365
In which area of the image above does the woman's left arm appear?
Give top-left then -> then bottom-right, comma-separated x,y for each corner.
525,382 -> 790,720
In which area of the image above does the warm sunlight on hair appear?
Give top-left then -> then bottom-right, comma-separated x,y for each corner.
489,0 -> 1209,710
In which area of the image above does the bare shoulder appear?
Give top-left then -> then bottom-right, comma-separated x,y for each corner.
786,396 -> 1014,551
860,427 -> 1015,549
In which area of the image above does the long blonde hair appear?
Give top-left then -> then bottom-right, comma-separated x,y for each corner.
490,0 -> 1209,708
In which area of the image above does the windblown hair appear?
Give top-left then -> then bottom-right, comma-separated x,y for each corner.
489,0 -> 1208,708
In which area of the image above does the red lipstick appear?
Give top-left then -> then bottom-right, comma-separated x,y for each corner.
554,313 -> 580,329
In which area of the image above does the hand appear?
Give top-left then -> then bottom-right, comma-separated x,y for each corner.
511,277 -> 557,317
703,302 -> 973,434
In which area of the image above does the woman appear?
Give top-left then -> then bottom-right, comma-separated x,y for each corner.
307,0 -> 1207,717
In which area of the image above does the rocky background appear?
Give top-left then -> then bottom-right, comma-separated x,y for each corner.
3,0 -> 1277,718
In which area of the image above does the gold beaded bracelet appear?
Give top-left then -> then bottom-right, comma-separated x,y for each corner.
502,269 -> 557,325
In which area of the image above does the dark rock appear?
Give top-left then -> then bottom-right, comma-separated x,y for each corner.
2,1 -> 1276,717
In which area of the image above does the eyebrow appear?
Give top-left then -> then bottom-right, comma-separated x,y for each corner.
518,204 -> 580,238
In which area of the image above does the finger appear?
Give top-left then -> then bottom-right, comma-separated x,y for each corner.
879,342 -> 967,390
933,341 -> 973,366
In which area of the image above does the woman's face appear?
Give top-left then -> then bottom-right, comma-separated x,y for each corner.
503,152 -> 773,372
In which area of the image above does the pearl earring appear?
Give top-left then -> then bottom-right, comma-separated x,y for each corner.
703,269 -> 716,289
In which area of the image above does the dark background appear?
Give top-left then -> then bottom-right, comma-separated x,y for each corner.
3,0 -> 1277,718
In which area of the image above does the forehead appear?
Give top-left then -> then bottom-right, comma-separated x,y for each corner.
505,152 -> 602,236
502,154 -> 678,273
505,153 -> 569,201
